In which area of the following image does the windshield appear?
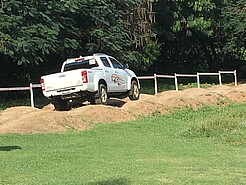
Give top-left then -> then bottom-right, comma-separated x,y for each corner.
64,58 -> 98,72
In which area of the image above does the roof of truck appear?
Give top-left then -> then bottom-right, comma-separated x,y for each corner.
64,53 -> 109,64
93,53 -> 109,57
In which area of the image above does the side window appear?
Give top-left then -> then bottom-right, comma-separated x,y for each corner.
109,57 -> 124,69
100,57 -> 111,68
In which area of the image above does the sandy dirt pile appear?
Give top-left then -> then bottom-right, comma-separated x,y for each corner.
0,84 -> 245,134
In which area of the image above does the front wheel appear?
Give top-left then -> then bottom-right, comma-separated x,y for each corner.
95,84 -> 108,105
129,80 -> 140,100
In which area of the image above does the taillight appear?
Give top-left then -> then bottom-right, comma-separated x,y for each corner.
40,78 -> 45,91
81,71 -> 88,83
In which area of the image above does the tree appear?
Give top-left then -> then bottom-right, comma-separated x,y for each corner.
76,0 -> 160,71
0,0 -> 160,87
153,0 -> 229,73
221,0 -> 246,61
0,0 -> 80,66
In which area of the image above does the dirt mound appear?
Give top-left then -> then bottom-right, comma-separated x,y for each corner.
0,84 -> 246,134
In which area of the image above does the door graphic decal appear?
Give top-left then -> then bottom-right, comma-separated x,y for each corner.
111,74 -> 126,86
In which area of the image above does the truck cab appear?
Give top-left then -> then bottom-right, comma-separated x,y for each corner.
40,53 -> 140,111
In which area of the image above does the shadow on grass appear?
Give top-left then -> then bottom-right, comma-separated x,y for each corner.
0,146 -> 22,151
87,178 -> 130,185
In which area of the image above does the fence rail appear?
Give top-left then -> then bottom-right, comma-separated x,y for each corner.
0,70 -> 237,108
137,70 -> 237,94
175,74 -> 197,77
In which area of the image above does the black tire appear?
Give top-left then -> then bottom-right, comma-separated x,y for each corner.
95,84 -> 108,105
88,93 -> 96,105
89,98 -> 96,105
129,80 -> 140,100
52,98 -> 68,111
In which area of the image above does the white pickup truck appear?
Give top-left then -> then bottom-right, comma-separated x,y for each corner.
40,53 -> 140,110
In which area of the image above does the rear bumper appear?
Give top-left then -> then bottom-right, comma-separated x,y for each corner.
43,85 -> 89,98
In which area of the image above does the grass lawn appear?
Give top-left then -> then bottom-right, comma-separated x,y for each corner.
0,103 -> 246,185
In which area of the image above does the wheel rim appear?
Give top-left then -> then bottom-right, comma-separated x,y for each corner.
133,83 -> 139,97
101,87 -> 107,103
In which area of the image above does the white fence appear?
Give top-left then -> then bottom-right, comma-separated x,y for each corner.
0,70 -> 237,108
0,83 -> 41,108
138,70 -> 237,95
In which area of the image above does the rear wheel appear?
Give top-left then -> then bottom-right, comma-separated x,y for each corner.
95,84 -> 108,105
88,97 -> 96,105
129,80 -> 140,100
88,93 -> 96,105
52,98 -> 69,111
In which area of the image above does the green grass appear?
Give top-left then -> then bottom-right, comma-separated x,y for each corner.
0,96 -> 50,111
0,103 -> 246,184
140,79 -> 176,94
178,82 -> 216,90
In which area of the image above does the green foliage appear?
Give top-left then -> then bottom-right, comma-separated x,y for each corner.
0,0 -> 80,65
0,0 -> 246,87
154,0 -> 222,74
170,0 -> 216,36
134,39 -> 161,71
153,0 -> 246,75
78,0 -> 160,70
221,0 -> 246,60
0,0 -> 160,86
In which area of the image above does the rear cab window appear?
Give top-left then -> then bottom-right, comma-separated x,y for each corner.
63,58 -> 99,72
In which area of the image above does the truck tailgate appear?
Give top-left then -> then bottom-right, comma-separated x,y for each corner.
43,69 -> 84,92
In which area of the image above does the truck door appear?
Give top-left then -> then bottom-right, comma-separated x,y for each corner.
108,57 -> 128,92
99,57 -> 114,92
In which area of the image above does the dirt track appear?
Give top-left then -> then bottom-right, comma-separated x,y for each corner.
0,84 -> 246,134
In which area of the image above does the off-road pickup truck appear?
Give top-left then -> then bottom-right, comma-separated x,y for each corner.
40,53 -> 140,110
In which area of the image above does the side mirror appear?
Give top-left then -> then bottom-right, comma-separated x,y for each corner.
124,63 -> 129,69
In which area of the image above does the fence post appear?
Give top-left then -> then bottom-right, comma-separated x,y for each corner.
175,73 -> 178,91
197,72 -> 200,88
234,70 -> 237,86
219,71 -> 222,85
30,83 -> 34,108
154,73 -> 158,95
